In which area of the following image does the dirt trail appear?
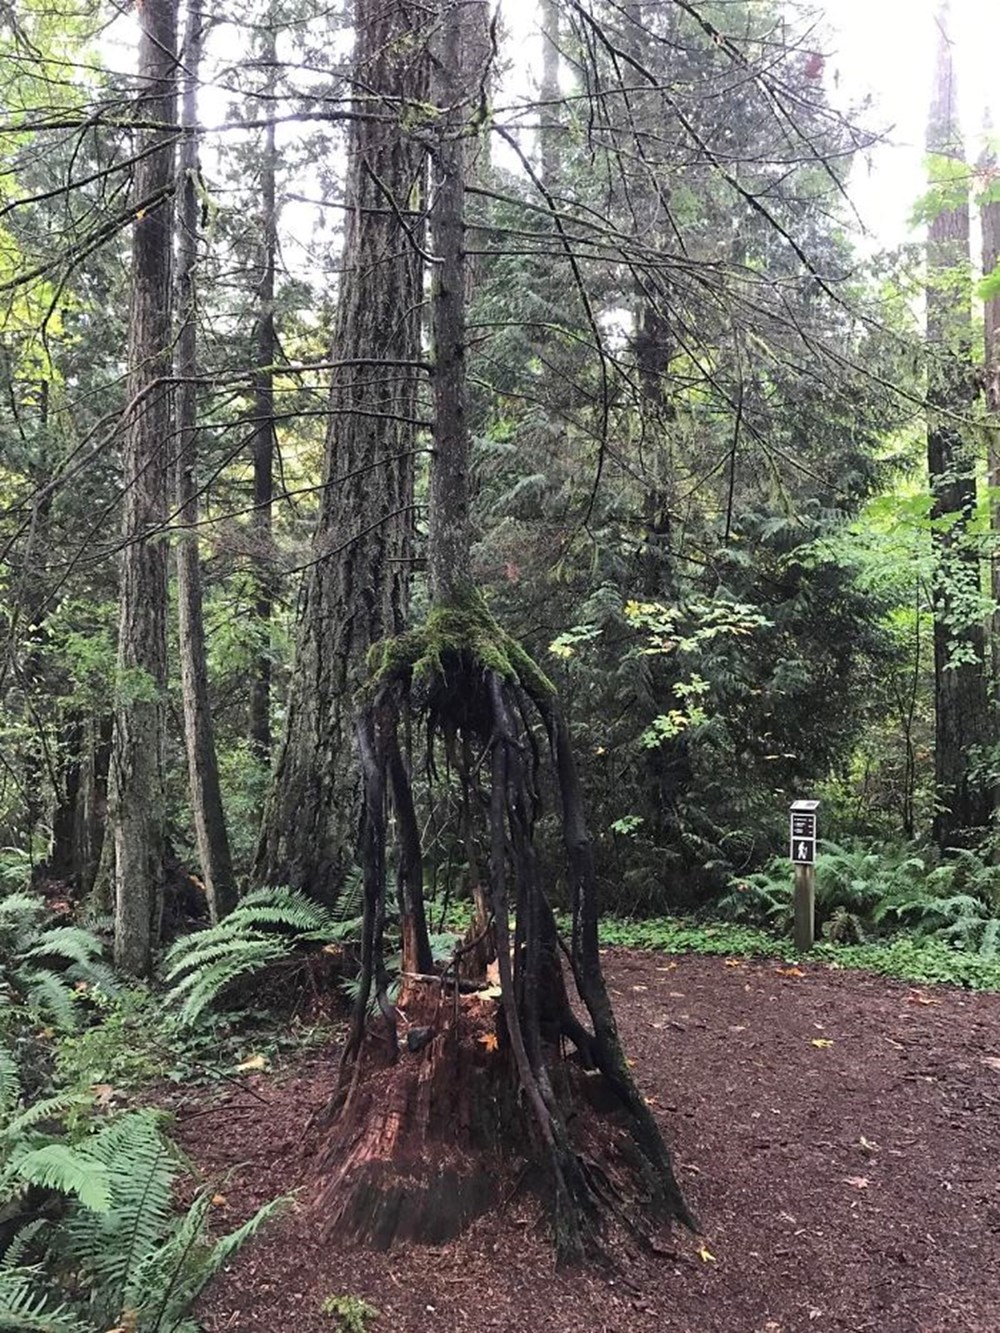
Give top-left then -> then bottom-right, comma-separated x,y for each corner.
180,949 -> 1000,1332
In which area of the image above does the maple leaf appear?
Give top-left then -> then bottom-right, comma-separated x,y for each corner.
724,958 -> 742,968
91,1083 -> 117,1107
211,1193 -> 228,1206
810,1038 -> 833,1049
478,1031 -> 499,1053
236,1053 -> 268,1072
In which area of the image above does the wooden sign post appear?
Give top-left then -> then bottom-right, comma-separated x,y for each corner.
790,799 -> 818,951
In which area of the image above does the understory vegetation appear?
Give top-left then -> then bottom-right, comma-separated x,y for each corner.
3,0 -> 1000,1313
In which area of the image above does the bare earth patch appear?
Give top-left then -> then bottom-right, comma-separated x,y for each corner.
178,949 -> 1000,1332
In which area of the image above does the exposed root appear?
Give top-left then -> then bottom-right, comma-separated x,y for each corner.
310,602 -> 695,1262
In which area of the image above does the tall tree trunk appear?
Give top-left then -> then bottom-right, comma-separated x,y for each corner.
313,0 -> 693,1264
539,0 -> 560,190
174,0 -> 237,922
254,0 -> 428,902
427,7 -> 473,609
925,6 -> 991,847
249,18 -> 278,764
982,123 -> 1000,709
109,0 -> 179,974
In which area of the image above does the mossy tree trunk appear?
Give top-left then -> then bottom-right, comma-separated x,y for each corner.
254,0 -> 430,904
313,0 -> 695,1265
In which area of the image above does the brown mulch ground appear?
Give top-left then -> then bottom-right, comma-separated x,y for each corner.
176,949 -> 1000,1332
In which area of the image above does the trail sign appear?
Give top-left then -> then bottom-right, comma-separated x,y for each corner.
791,811 -> 816,841
789,800 -> 819,950
789,799 -> 819,864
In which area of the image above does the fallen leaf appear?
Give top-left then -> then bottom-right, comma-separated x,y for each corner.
91,1083 -> 117,1107
486,960 -> 501,987
843,1176 -> 869,1190
907,991 -> 940,1006
478,1031 -> 499,1053
632,984 -> 648,992
697,1245 -> 716,1263
859,1135 -> 880,1153
236,1053 -> 268,1072
776,966 -> 805,978
211,1193 -> 227,1206
810,1039 -> 833,1049
657,963 -> 678,972
724,959 -> 742,968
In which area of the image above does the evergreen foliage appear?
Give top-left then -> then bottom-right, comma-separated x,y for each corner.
161,885 -> 357,1024
0,1108 -> 284,1333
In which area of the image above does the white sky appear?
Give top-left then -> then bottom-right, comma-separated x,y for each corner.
823,0 -> 999,246
101,0 -> 1000,262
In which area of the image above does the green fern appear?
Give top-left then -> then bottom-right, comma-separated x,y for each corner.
0,1044 -> 21,1116
1,1221 -> 50,1271
1,893 -> 114,1032
0,1266 -> 90,1331
161,887 -> 343,1025
0,1040 -> 109,1216
3,1144 -> 110,1213
2,1111 -> 285,1333
63,1111 -> 177,1306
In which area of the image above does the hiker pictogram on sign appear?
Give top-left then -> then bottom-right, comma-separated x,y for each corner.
792,838 -> 815,864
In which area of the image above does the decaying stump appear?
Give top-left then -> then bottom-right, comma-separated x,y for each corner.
309,599 -> 696,1264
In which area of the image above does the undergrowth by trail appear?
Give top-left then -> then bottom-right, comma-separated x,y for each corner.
596,916 -> 1000,990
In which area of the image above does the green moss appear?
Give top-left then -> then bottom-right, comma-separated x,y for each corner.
363,590 -> 555,699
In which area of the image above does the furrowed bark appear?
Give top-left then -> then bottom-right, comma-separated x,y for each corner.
110,0 -> 179,975
255,0 -> 429,902
249,16 -> 278,764
174,0 -> 237,923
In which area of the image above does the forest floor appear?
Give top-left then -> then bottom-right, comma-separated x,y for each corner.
177,948 -> 1000,1333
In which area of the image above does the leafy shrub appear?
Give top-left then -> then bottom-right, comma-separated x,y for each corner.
718,839 -> 929,938
597,914 -> 1000,989
322,1293 -> 380,1331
